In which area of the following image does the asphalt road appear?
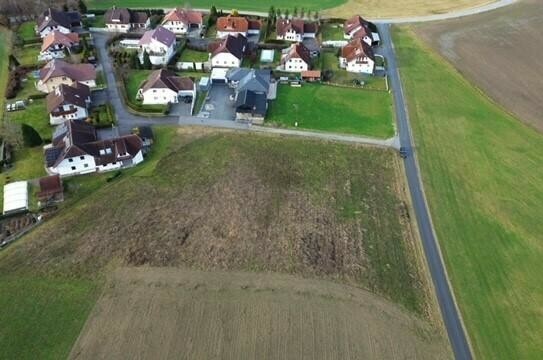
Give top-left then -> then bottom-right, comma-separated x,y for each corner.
377,24 -> 472,360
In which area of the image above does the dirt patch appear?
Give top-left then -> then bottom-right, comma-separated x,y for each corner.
415,0 -> 543,132
69,267 -> 450,360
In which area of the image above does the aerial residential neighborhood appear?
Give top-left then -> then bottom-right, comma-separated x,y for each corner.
1,0 -> 541,359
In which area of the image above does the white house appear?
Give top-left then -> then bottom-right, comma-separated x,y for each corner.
280,43 -> 311,72
39,31 -> 79,61
46,83 -> 91,125
138,26 -> 176,66
37,59 -> 96,93
37,8 -> 82,38
276,19 -> 318,42
209,34 -> 247,68
137,69 -> 195,105
340,38 -> 375,74
44,120 -> 144,177
104,7 -> 150,33
343,15 -> 379,46
161,8 -> 203,35
216,15 -> 261,38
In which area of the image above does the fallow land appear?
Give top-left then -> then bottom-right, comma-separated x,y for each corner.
0,129 -> 449,359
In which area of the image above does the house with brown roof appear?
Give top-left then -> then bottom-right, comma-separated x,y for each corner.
44,120 -> 144,176
138,26 -> 176,65
340,38 -> 375,74
37,59 -> 97,93
209,34 -> 248,68
161,8 -> 203,35
343,15 -> 380,46
216,15 -> 260,38
39,31 -> 79,61
276,19 -> 318,42
37,8 -> 82,38
281,43 -> 311,72
104,6 -> 150,33
46,82 -> 91,125
137,69 -> 195,105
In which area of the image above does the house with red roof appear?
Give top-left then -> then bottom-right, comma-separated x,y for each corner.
276,19 -> 318,42
339,38 -> 375,74
216,15 -> 261,38
280,43 -> 311,72
39,31 -> 80,61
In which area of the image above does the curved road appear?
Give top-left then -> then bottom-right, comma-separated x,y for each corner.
378,24 -> 472,360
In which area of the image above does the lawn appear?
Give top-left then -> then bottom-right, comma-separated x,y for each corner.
268,84 -> 394,138
16,21 -> 37,42
13,45 -> 42,67
84,14 -> 106,28
5,99 -> 51,140
179,48 -> 209,62
321,22 -> 345,41
0,28 -> 11,111
123,70 -> 166,113
320,50 -> 387,90
88,0 -> 344,12
0,275 -> 99,360
393,27 -> 543,359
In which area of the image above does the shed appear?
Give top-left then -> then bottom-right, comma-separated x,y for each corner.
301,70 -> 321,82
199,77 -> 211,91
37,175 -> 64,202
260,49 -> 275,63
3,181 -> 29,215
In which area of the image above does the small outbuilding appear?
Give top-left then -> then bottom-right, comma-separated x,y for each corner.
37,175 -> 64,203
301,70 -> 322,82
3,181 -> 29,215
260,49 -> 275,63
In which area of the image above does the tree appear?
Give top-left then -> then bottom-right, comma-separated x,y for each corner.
275,8 -> 281,19
21,124 -> 42,147
130,51 -> 140,69
209,5 -> 217,19
62,3 -> 69,12
268,6 -> 275,23
307,10 -> 312,20
231,9 -> 239,17
78,0 -> 87,14
300,8 -> 305,18
142,50 -> 152,69
284,9 -> 290,19
293,7 -> 298,18
313,11 -> 319,20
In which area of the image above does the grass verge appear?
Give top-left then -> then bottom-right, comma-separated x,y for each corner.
393,26 -> 543,359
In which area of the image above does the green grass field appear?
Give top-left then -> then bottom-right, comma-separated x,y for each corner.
123,70 -> 166,113
88,0 -> 344,12
320,51 -> 387,89
0,28 -> 11,110
179,48 -> 209,62
13,45 -> 42,67
5,99 -> 51,140
268,84 -> 394,138
321,23 -> 345,41
0,275 -> 99,360
16,21 -> 37,41
393,27 -> 543,359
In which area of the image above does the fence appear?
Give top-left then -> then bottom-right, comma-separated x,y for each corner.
176,62 -> 210,71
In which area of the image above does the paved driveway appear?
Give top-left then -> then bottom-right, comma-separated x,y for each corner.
201,84 -> 236,121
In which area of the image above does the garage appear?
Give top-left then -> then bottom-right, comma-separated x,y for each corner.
3,181 -> 29,215
210,67 -> 229,84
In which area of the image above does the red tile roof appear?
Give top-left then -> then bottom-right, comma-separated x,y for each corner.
216,15 -> 249,33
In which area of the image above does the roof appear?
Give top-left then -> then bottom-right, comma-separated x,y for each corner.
3,181 -> 28,214
235,90 -> 267,116
227,68 -> 271,94
162,8 -> 202,24
46,82 -> 90,113
276,19 -> 318,36
39,59 -> 96,83
41,31 -> 79,52
140,69 -> 194,93
301,70 -> 321,78
341,38 -> 375,62
344,15 -> 369,34
37,175 -> 63,199
139,26 -> 176,47
260,49 -> 274,62
105,7 -> 149,25
211,34 -> 247,60
37,8 -> 81,32
281,43 -> 311,65
216,15 -> 249,33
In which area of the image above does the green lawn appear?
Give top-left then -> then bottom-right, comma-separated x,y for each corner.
13,45 -> 43,67
320,51 -> 387,90
5,99 -> 51,140
0,28 -> 12,108
123,70 -> 166,113
16,21 -> 37,41
88,0 -> 344,12
84,14 -> 106,28
268,84 -> 394,138
321,23 -> 344,41
179,48 -> 209,62
393,27 -> 543,359
0,275 -> 99,360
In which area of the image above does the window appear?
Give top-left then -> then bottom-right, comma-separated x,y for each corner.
68,158 -> 73,162
84,164 -> 88,168
80,156 -> 84,160
71,166 -> 76,170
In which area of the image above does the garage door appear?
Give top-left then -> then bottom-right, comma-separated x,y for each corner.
210,67 -> 229,83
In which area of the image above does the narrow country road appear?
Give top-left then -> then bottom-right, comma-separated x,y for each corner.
378,24 -> 472,360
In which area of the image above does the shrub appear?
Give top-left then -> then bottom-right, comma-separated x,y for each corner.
21,124 -> 42,147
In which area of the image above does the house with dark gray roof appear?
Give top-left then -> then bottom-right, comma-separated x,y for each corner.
209,34 -> 248,68
46,82 -> 91,125
37,8 -> 82,38
226,68 -> 275,100
235,90 -> 268,124
44,120 -> 144,177
105,6 -> 150,33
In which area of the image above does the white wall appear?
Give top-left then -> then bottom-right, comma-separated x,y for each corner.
142,87 -> 178,104
163,21 -> 188,34
39,25 -> 70,38
211,52 -> 241,68
282,57 -> 308,72
217,30 -> 247,38
49,106 -> 88,125
50,154 -> 96,176
277,29 -> 302,42
140,41 -> 175,65
341,57 -> 374,74
106,23 -> 130,33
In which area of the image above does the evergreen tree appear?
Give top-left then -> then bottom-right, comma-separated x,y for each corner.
268,6 -> 275,23
293,7 -> 298,18
62,3 -> 69,12
209,5 -> 217,19
21,124 -> 42,147
313,11 -> 319,20
300,8 -> 305,19
284,9 -> 290,19
142,50 -> 152,69
131,52 -> 140,69
78,0 -> 87,14
307,10 -> 312,20
275,8 -> 281,19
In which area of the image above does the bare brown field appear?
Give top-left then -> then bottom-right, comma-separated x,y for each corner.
416,0 -> 543,132
70,267 -> 450,360
325,0 -> 492,19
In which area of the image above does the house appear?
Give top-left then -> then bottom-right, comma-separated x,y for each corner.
301,70 -> 321,82
39,31 -> 79,61
44,120 -> 144,177
37,175 -> 64,203
161,8 -> 203,34
138,26 -> 176,65
276,19 -> 318,42
104,7 -> 150,33
343,15 -> 379,46
46,82 -> 91,125
216,15 -> 261,38
137,69 -> 195,105
37,59 -> 96,93
37,8 -> 82,38
209,34 -> 248,68
226,68 -> 274,99
340,38 -> 375,74
280,43 -> 311,72
235,90 -> 268,124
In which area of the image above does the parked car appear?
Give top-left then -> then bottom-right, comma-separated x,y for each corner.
5,101 -> 25,112
399,147 -> 409,159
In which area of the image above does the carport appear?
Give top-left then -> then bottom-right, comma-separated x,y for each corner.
210,68 -> 229,84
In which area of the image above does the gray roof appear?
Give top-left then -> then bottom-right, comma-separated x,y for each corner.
139,26 -> 176,47
227,68 -> 271,94
235,90 -> 267,116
